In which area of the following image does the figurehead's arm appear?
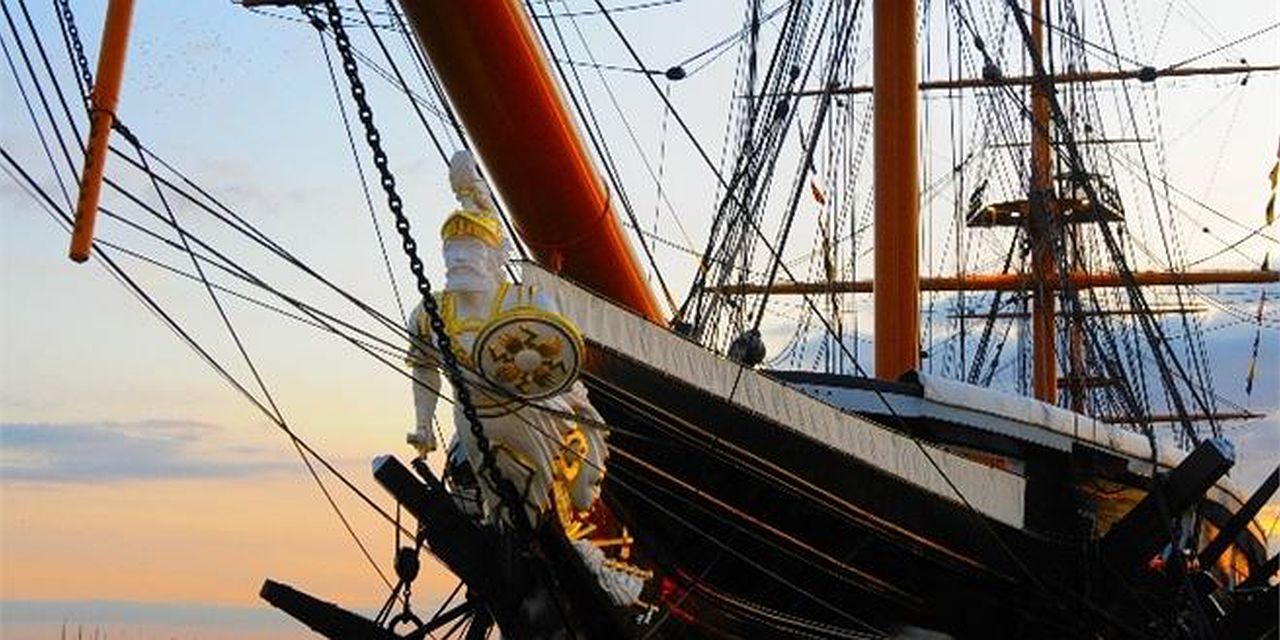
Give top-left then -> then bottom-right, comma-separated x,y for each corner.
406,303 -> 442,455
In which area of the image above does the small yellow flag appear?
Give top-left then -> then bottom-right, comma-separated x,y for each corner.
1268,160 -> 1278,226
1269,146 -> 1279,225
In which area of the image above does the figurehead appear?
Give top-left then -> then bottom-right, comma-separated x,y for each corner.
406,152 -> 642,604
441,150 -> 508,293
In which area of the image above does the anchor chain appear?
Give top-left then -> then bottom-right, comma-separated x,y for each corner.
56,0 -> 139,149
60,0 -> 531,545
316,0 -> 530,533
54,0 -> 94,107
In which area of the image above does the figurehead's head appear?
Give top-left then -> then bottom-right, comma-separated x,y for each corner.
441,151 -> 508,291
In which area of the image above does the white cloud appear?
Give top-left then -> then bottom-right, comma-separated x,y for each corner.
0,419 -> 291,483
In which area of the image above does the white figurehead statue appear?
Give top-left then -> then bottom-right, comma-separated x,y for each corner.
406,150 -> 610,530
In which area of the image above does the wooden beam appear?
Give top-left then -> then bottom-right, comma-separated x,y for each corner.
259,580 -> 399,640
990,137 -> 1152,148
68,0 -> 135,262
372,456 -> 495,598
1197,466 -> 1278,569
1056,376 -> 1115,389
966,196 -> 1122,227
1102,438 -> 1235,572
780,64 -> 1279,98
710,269 -> 1279,295
1098,412 -> 1265,425
949,306 -> 1208,319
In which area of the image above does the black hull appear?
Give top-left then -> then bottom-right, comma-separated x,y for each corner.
585,345 -> 1094,638
265,267 -> 1275,639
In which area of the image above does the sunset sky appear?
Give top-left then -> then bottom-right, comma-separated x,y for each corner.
2,1 -> 1277,638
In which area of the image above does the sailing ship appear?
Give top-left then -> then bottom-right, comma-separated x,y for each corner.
3,0 -> 1277,638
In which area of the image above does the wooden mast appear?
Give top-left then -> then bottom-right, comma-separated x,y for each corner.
873,0 -> 921,380
396,1 -> 664,324
743,3 -> 1274,404
1029,0 -> 1057,403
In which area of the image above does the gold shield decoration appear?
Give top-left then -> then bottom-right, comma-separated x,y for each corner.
473,309 -> 584,400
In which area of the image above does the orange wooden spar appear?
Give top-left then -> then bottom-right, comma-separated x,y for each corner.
68,0 -> 135,263
397,1 -> 664,324
873,0 -> 921,380
787,64 -> 1280,97
710,269 -> 1280,295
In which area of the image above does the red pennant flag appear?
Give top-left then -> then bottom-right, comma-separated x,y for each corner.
810,179 -> 827,206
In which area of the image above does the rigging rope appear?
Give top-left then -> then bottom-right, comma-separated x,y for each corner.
0,143 -> 416,566
1165,19 -> 1280,70
750,0 -> 851,333
32,0 -> 427,583
5,11 -> 1085,634
676,1 -> 789,78
1,0 -> 79,183
1097,0 -> 1220,436
312,17 -> 407,322
681,0 -> 816,343
17,0 -> 1259,632
532,0 -> 684,20
952,0 -> 1204,444
299,0 -> 538,276
538,13 -> 1069,621
0,23 -> 73,208
592,0 -> 1080,622
345,0 -> 450,163
531,0 -> 680,315
318,0 -> 531,535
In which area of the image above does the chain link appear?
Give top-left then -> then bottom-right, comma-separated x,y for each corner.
54,0 -> 94,106
56,0 -> 142,148
317,0 -> 527,530
58,0 -> 525,533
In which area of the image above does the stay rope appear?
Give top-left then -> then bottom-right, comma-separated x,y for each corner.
318,0 -> 531,536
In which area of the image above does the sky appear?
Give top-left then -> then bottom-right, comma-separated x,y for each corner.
1,1 -> 1277,638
